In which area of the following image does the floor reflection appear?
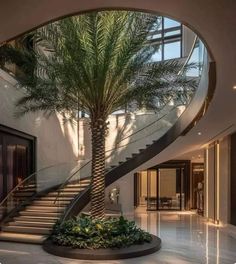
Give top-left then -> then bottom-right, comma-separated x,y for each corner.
134,208 -> 236,264
0,210 -> 236,264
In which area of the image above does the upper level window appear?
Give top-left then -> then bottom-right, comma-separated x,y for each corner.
149,17 -> 182,62
163,17 -> 180,29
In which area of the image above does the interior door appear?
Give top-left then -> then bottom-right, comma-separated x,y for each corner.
6,144 -> 16,193
0,129 -> 34,201
6,144 -> 28,193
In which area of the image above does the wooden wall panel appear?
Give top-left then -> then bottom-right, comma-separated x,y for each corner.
230,133 -> 236,225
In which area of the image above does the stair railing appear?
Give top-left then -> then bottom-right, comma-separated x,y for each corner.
0,161 -> 89,224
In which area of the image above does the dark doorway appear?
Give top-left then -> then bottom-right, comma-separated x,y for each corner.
0,125 -> 36,201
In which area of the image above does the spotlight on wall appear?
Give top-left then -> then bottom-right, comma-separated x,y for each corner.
198,132 -> 202,136
233,85 -> 236,90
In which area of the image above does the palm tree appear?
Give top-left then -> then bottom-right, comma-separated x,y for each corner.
0,11 -> 196,219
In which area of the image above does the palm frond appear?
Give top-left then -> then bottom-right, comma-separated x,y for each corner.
0,10 -> 198,121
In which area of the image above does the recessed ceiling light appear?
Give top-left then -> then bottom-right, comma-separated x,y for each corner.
198,132 -> 202,136
233,85 -> 236,90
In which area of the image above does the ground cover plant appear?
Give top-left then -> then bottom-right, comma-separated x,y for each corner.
50,215 -> 152,249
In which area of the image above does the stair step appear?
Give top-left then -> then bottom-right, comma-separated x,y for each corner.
25,206 -> 65,212
39,196 -> 72,201
139,149 -> 145,152
9,220 -> 55,228
17,188 -> 36,192
61,187 -> 85,192
126,157 -> 132,161
18,185 -> 36,189
20,211 -> 61,217
146,144 -> 151,147
80,179 -> 90,183
47,192 -> 77,197
132,153 -> 138,157
14,215 -> 59,222
32,200 -> 71,206
14,192 -> 35,197
2,225 -> 51,235
66,183 -> 89,187
11,198 -> 31,202
0,232 -> 45,244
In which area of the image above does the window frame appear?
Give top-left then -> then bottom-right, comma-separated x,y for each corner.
148,16 -> 183,61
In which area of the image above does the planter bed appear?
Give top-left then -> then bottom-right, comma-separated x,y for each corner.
43,235 -> 161,260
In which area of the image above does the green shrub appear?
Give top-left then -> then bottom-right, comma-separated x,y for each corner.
50,215 -> 152,249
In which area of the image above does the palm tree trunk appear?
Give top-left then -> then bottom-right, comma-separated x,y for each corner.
90,118 -> 106,219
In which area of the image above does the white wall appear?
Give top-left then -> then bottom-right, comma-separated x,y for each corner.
0,69 -> 78,171
105,171 -> 134,215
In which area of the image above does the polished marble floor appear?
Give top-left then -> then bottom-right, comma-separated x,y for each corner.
0,210 -> 236,264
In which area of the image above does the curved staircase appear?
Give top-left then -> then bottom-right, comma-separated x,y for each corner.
0,39 -> 215,244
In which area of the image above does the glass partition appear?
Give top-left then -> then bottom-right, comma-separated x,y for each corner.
136,163 -> 189,211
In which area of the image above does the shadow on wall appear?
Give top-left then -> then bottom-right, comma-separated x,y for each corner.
79,105 -> 182,168
0,69 -> 78,170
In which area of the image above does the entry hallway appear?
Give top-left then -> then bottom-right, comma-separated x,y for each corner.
0,210 -> 236,264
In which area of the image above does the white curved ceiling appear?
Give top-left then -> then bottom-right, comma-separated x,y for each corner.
0,0 -> 236,162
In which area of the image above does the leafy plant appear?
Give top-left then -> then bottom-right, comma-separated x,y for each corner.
50,215 -> 152,249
